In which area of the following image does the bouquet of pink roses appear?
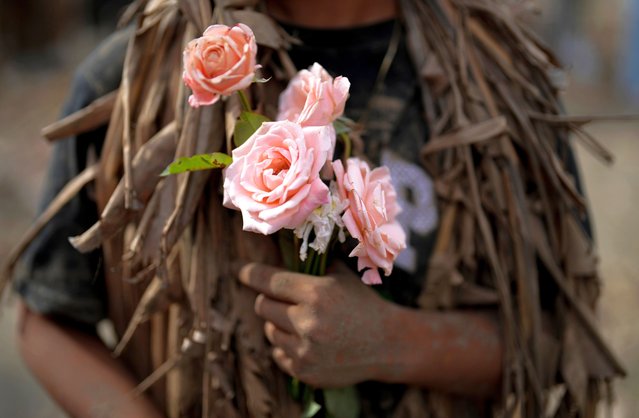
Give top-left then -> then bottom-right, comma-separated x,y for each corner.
165,23 -> 407,417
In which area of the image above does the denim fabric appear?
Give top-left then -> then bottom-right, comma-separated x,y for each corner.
14,28 -> 131,325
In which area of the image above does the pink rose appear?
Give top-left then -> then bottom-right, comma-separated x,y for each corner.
223,121 -> 334,235
183,24 -> 258,107
277,63 -> 350,127
333,158 -> 406,285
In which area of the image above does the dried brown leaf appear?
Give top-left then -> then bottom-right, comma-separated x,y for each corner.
69,121 -> 178,252
41,91 -> 118,142
229,10 -> 291,49
421,116 -> 508,155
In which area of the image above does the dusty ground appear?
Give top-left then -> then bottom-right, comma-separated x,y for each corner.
0,31 -> 637,418
0,56 -> 71,418
570,86 -> 639,417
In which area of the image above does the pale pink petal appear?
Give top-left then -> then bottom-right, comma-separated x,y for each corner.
380,222 -> 407,252
188,91 -> 219,107
362,269 -> 383,285
241,210 -> 279,235
277,63 -> 350,126
285,179 -> 330,227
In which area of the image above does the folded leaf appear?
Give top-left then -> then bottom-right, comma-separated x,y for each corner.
234,111 -> 270,147
161,152 -> 232,176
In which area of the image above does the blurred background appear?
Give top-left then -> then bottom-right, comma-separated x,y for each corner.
0,0 -> 637,416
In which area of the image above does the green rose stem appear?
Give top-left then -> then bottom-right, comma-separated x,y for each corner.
282,125 -> 356,416
293,244 -> 326,417
293,235 -> 301,272
238,90 -> 252,112
293,232 -> 348,417
339,132 -> 352,161
318,250 -> 329,276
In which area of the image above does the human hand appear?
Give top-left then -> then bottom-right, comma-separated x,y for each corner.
235,262 -> 397,388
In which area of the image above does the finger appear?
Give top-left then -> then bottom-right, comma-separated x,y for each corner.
264,321 -> 301,356
254,294 -> 297,334
236,262 -> 311,303
272,347 -> 297,378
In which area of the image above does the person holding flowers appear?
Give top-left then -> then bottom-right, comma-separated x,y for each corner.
10,1 -> 620,418
176,19 -> 501,410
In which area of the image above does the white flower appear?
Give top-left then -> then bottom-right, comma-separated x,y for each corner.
294,182 -> 348,262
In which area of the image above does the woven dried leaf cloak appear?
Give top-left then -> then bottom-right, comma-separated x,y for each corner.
2,0 -> 625,417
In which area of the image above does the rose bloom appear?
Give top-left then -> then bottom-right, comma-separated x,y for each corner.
333,158 -> 406,285
183,23 -> 258,107
223,121 -> 335,235
277,62 -> 350,127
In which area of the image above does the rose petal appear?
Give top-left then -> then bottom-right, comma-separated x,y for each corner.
183,23 -> 258,108
362,269 -> 383,285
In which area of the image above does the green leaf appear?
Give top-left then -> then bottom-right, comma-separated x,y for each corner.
333,118 -> 351,135
161,152 -> 232,176
234,111 -> 270,147
302,400 -> 322,418
233,120 -> 255,148
324,387 -> 361,418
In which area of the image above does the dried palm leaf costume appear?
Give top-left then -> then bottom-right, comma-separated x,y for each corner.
2,0 -> 625,417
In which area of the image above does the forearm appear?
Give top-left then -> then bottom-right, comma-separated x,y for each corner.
16,302 -> 164,418
379,305 -> 503,398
